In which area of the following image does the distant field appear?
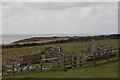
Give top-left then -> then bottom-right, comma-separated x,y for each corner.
2,39 -> 118,63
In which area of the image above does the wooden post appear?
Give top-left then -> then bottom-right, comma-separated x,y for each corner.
2,66 -> 5,75
64,57 -> 67,71
57,58 -> 61,70
64,63 -> 66,71
79,60 -> 82,67
79,55 -> 82,67
58,62 -> 60,70
71,59 -> 73,70
73,60 -> 77,69
12,64 -> 15,75
19,63 -> 22,72
27,63 -> 29,71
20,67 -> 23,72
117,49 -> 120,59
40,61 -> 43,72
35,65 -> 38,71
106,53 -> 109,61
93,53 -> 96,67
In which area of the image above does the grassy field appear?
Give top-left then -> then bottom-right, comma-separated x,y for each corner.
2,39 -> 118,62
3,58 -> 118,78
2,39 -> 119,78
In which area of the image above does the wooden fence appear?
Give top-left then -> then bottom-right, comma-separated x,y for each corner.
2,49 -> 118,75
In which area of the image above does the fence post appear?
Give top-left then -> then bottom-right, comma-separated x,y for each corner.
72,56 -> 77,69
27,63 -> 29,71
64,57 -> 67,71
93,53 -> 96,67
79,55 -> 82,67
12,64 -> 15,75
40,60 -> 43,72
58,62 -> 60,70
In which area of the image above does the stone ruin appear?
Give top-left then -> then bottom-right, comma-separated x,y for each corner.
79,43 -> 117,67
2,46 -> 65,74
6,46 -> 64,66
40,46 -> 64,58
2,44 -> 118,74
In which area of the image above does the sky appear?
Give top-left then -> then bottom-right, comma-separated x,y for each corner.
1,2 -> 118,35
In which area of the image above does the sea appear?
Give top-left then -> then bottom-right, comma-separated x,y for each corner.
1,34 -> 101,44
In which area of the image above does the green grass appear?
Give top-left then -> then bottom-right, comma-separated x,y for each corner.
2,39 -> 118,63
2,39 -> 119,78
3,58 -> 118,78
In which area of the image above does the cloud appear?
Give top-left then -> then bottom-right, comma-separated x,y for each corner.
2,2 -> 118,34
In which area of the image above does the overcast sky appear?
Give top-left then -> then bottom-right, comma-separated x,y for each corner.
2,2 -> 118,34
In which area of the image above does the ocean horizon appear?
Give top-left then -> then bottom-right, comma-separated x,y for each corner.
0,34 -> 112,44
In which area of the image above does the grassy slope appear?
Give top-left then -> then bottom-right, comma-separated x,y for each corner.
2,39 -> 119,78
2,40 -> 118,62
3,58 -> 118,78
2,39 -> 118,63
